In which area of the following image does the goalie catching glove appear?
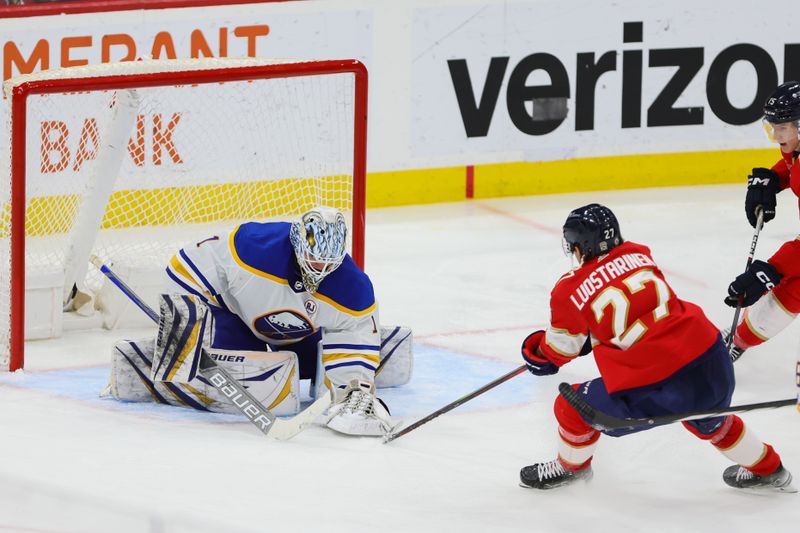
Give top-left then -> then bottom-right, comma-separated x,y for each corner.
724,260 -> 783,308
326,379 -> 395,436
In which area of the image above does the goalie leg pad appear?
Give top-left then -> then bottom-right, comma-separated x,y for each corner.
202,349 -> 300,416
104,337 -> 168,403
107,336 -> 222,410
152,294 -> 212,384
309,325 -> 413,398
105,340 -> 300,415
105,337 -> 219,413
375,326 -> 413,389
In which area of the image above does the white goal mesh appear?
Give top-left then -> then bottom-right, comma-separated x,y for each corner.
1,58 -> 367,371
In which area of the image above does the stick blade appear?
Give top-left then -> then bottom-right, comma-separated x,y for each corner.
268,393 -> 332,441
557,382 -> 595,424
557,381 -> 619,431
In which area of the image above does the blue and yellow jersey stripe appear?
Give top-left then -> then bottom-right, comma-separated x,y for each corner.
166,252 -> 225,309
322,342 -> 381,372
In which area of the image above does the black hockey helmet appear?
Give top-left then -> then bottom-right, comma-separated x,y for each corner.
763,81 -> 800,124
562,203 -> 623,262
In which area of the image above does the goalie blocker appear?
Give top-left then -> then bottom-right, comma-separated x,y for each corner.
102,294 -> 413,415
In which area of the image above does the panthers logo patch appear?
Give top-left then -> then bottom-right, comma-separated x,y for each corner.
253,310 -> 314,340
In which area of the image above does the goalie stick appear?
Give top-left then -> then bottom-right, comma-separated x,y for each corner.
90,256 -> 331,441
557,381 -> 795,431
725,208 -> 764,351
383,364 -> 527,443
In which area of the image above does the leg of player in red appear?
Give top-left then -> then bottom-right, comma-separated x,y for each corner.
519,204 -> 794,491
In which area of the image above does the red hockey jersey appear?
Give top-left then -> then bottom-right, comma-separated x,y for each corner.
770,149 -> 799,199
541,241 -> 719,394
768,151 -> 800,277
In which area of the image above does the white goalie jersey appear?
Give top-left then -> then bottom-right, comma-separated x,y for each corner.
164,221 -> 381,388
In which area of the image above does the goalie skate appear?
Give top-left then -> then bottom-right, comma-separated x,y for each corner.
519,460 -> 593,490
723,463 -> 797,492
326,379 -> 395,436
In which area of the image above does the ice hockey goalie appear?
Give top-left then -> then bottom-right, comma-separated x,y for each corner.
102,207 -> 413,437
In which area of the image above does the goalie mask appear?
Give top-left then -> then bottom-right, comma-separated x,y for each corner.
562,203 -> 622,263
289,207 -> 347,293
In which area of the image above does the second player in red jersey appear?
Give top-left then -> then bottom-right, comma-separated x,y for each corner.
726,82 -> 800,371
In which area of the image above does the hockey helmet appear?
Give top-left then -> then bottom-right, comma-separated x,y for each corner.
763,81 -> 800,124
562,203 -> 623,262
289,206 -> 347,293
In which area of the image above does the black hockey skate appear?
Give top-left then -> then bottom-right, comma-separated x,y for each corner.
723,463 -> 797,492
721,327 -> 746,362
519,460 -> 593,490
729,344 -> 746,363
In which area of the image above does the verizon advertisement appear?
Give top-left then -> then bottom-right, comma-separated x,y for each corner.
410,0 -> 798,165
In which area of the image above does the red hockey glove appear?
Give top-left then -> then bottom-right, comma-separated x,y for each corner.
521,330 -> 559,376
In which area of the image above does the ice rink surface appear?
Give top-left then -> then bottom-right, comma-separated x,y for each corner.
1,184 -> 799,532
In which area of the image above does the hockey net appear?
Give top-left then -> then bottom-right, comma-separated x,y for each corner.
1,58 -> 367,371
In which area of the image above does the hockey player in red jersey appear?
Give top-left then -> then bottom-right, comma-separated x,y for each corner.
725,82 -> 800,366
518,204 -> 794,491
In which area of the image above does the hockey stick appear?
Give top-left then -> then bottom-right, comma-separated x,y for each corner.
557,382 -> 795,431
725,208 -> 764,351
383,364 -> 527,443
90,256 -> 331,441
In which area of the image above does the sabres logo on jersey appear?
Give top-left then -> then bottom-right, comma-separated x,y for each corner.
253,310 -> 315,340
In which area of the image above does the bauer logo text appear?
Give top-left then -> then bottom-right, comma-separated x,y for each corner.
208,371 -> 273,431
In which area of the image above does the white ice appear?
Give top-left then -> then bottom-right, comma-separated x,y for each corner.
1,185 -> 799,533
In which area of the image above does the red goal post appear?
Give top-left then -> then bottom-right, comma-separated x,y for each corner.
1,58 -> 368,372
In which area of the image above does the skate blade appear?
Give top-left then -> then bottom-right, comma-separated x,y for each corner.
518,469 -> 594,490
518,479 -> 584,490
734,482 -> 798,494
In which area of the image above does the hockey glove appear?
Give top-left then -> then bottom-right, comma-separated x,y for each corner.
521,330 -> 559,376
745,168 -> 780,228
724,260 -> 783,308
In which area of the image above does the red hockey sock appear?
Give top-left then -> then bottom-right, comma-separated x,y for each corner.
697,415 -> 783,476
